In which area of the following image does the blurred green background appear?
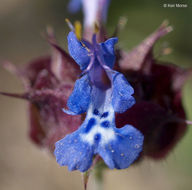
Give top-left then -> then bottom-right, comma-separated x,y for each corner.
0,0 -> 192,189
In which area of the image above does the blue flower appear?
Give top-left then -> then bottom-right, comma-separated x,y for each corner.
54,31 -> 144,172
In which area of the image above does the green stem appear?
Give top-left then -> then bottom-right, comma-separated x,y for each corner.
94,164 -> 104,190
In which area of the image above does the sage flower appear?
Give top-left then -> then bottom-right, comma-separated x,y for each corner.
54,31 -> 144,172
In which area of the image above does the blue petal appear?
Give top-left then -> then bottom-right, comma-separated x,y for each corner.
100,37 -> 118,68
68,0 -> 82,13
67,74 -> 91,114
97,125 -> 143,169
67,31 -> 90,70
112,72 -> 135,113
54,128 -> 94,172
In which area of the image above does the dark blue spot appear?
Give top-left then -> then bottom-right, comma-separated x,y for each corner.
85,118 -> 96,133
94,133 -> 101,143
101,121 -> 110,128
101,112 -> 108,118
93,109 -> 100,116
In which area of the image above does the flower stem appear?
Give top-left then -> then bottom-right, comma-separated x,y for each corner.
93,163 -> 104,190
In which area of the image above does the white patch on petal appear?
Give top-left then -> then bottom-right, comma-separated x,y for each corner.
81,101 -> 116,146
81,126 -> 116,145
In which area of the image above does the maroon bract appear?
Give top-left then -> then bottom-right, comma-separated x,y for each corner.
1,33 -> 82,152
116,22 -> 191,159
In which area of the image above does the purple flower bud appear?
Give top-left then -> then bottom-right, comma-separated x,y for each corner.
68,0 -> 110,25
